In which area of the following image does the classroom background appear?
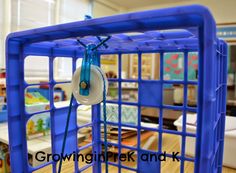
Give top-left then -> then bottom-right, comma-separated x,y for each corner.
0,0 -> 236,173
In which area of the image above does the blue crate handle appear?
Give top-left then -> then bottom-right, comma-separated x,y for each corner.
84,15 -> 109,49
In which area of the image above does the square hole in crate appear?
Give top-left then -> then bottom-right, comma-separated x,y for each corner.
161,156 -> 181,173
164,52 -> 184,81
120,127 -> 138,148
101,103 -> 119,124
141,106 -> 159,128
101,54 -> 119,79
24,56 -> 49,84
78,125 -> 92,148
187,85 -> 198,107
163,84 -> 184,106
122,54 -> 138,79
54,57 -> 72,82
121,105 -> 138,126
140,129 -> 159,152
184,161 -> 195,173
162,133 -> 181,156
107,82 -> 119,101
173,84 -> 185,106
25,85 -> 50,114
101,124 -> 119,145
26,113 -> 51,167
188,52 -> 198,81
122,82 -> 138,103
163,84 -> 174,106
77,105 -> 92,126
141,53 -> 160,80
181,111 -> 197,135
121,148 -> 137,169
54,83 -> 71,108
183,135 -> 196,159
162,108 -> 182,131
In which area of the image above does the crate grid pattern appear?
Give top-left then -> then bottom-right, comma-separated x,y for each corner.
100,51 -> 198,171
6,5 -> 227,173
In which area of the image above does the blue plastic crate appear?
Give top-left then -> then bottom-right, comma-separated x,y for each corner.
6,5 -> 228,173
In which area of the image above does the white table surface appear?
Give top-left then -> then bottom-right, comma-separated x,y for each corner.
0,122 -> 85,155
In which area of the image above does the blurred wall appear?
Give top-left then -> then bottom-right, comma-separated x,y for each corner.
127,0 -> 236,24
92,0 -> 127,18
0,0 -> 92,69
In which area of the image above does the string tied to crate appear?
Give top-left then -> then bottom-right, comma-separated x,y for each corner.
57,36 -> 111,173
